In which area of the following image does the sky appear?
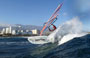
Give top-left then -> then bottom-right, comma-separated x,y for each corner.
0,0 -> 90,31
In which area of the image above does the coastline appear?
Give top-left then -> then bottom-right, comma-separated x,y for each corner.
0,35 -> 38,38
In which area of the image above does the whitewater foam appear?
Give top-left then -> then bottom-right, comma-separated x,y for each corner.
58,33 -> 86,45
47,17 -> 86,45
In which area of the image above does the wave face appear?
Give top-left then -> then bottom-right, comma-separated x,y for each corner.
58,33 -> 86,45
43,34 -> 90,58
47,17 -> 85,44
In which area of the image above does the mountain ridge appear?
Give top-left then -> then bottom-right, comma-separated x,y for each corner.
0,23 -> 43,31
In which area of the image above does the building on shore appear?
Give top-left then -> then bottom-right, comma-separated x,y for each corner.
1,26 -> 12,35
12,30 -> 16,35
1,28 -> 6,34
6,26 -> 12,34
0,26 -> 41,36
31,29 -> 40,35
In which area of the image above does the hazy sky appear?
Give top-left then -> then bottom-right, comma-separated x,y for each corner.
0,0 -> 90,31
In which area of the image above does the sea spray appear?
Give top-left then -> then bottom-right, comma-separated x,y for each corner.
58,33 -> 86,45
47,17 -> 86,44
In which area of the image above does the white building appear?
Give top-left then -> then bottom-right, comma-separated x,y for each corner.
21,30 -> 24,33
31,29 -> 40,35
9,26 -> 12,34
5,26 -> 12,34
12,30 -> 16,35
20,30 -> 32,35
1,28 -> 6,34
26,30 -> 29,32
5,28 -> 9,34
27,31 -> 32,34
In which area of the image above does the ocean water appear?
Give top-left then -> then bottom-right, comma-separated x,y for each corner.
0,37 -> 38,58
0,37 -> 57,58
0,18 -> 89,58
0,34 -> 90,58
44,34 -> 90,58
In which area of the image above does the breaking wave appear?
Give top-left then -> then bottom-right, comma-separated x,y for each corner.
47,17 -> 87,45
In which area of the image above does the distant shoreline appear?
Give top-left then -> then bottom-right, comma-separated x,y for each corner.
0,34 -> 39,38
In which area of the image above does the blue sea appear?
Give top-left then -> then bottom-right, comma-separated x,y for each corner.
0,34 -> 90,58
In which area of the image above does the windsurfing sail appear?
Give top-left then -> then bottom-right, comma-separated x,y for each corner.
40,3 -> 63,36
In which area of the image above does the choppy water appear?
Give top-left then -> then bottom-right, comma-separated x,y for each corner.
0,34 -> 90,58
0,37 -> 38,58
44,34 -> 90,58
0,37 -> 57,58
0,18 -> 89,58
